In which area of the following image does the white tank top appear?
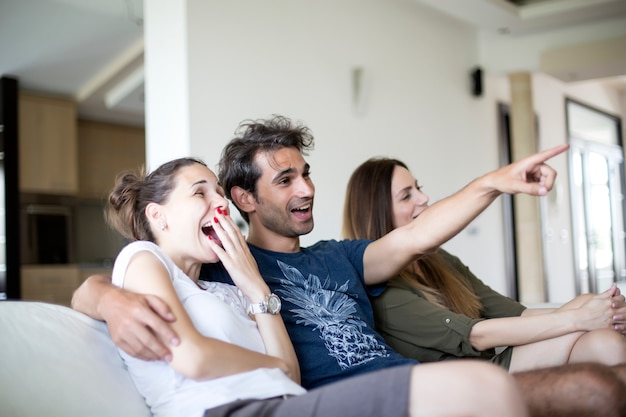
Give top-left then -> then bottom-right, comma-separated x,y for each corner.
112,241 -> 305,417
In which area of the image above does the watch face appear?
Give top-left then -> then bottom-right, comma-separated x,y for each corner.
267,294 -> 281,314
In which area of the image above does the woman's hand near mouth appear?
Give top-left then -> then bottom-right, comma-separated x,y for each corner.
206,208 -> 269,301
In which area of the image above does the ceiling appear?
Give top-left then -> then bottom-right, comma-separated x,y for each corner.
1,0 -> 625,127
0,0 -> 145,126
420,0 -> 626,36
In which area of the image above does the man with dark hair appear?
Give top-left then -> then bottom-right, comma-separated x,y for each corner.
74,115 -> 626,416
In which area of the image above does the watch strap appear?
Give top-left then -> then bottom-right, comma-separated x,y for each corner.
247,293 -> 281,315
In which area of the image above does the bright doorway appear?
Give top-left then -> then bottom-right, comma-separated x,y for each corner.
567,99 -> 626,294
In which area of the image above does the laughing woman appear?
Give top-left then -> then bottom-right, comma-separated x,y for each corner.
103,156 -> 527,417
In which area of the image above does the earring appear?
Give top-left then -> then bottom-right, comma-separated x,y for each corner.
160,222 -> 167,231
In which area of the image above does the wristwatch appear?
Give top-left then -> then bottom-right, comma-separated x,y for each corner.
247,293 -> 281,315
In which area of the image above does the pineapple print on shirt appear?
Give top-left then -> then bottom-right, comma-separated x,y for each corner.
274,260 -> 390,369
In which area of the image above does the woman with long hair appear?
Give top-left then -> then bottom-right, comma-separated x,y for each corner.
343,157 -> 626,373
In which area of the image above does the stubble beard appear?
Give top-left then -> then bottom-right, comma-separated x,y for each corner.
257,200 -> 314,238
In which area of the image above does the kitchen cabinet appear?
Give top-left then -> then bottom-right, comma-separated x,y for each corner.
20,265 -> 113,307
80,266 -> 113,282
78,119 -> 145,199
21,264 -> 82,307
18,92 -> 79,195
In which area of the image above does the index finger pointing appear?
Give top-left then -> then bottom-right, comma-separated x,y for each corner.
531,144 -> 569,164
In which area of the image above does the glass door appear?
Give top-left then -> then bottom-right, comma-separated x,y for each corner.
568,100 -> 625,294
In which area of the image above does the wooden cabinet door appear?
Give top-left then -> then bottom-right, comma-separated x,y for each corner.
78,120 -> 145,199
19,92 -> 78,195
21,265 -> 82,307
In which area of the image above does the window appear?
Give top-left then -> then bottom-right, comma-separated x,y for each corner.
567,100 -> 625,293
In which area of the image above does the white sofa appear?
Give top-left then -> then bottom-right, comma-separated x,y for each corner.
0,301 -> 151,417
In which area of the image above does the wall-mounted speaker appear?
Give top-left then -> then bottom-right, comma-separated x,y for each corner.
470,66 -> 483,97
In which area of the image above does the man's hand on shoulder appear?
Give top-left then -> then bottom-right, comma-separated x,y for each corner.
102,289 -> 180,361
72,274 -> 179,361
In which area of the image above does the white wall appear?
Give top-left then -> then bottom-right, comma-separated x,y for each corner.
183,0 -> 510,294
144,0 -> 626,300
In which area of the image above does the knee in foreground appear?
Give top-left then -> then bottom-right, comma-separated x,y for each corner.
583,330 -> 626,365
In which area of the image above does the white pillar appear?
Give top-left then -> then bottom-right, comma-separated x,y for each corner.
509,71 -> 546,303
143,0 -> 191,171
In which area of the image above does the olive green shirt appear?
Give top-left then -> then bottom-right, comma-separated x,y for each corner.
371,250 -> 526,368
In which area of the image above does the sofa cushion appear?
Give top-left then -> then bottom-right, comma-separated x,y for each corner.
0,301 -> 151,417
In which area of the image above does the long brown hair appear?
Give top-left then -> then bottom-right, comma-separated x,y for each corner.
342,157 -> 482,318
